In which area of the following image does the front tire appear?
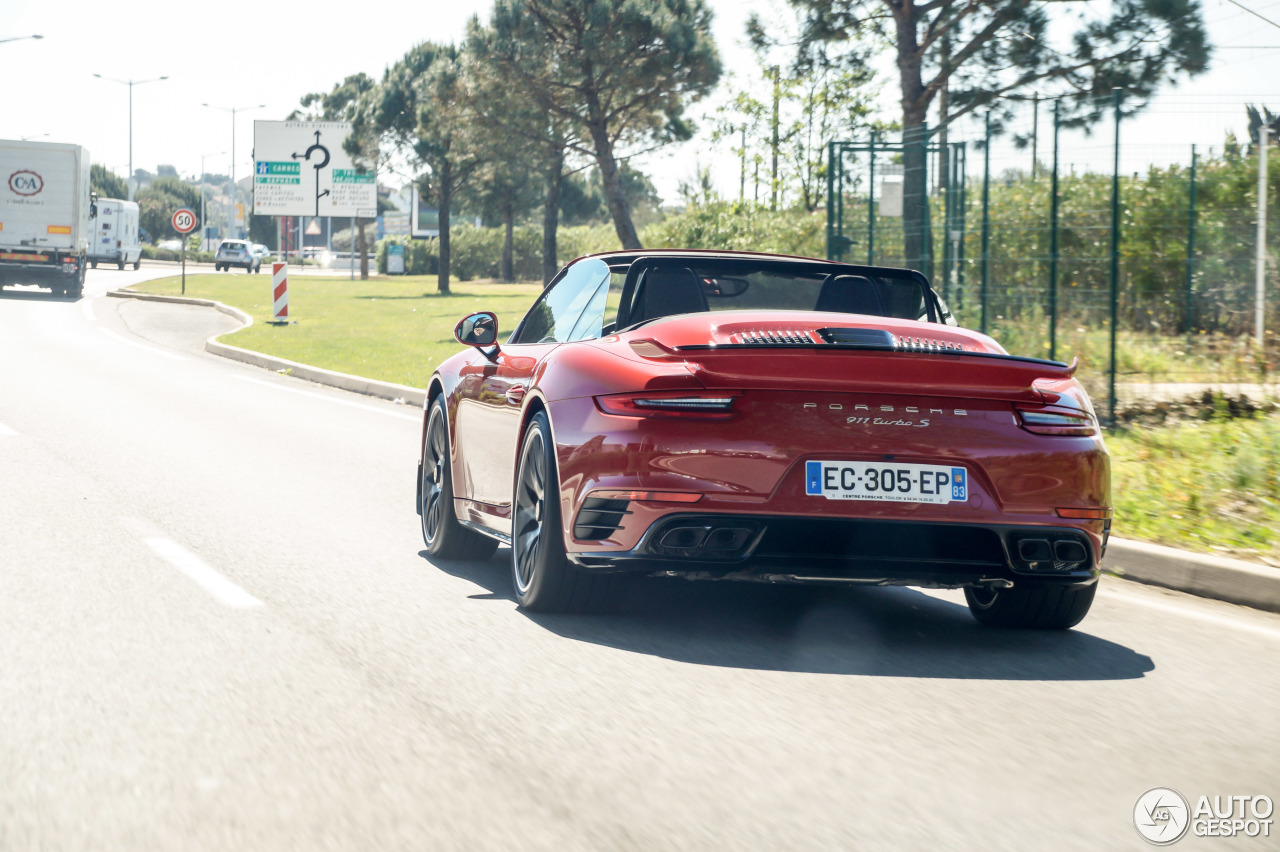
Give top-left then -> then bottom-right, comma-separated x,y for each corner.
420,397 -> 498,561
964,581 -> 1097,629
512,410 -> 620,613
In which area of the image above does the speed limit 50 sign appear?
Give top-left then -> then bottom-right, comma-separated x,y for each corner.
171,208 -> 198,234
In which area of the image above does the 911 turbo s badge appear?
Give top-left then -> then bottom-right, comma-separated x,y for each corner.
802,402 -> 967,428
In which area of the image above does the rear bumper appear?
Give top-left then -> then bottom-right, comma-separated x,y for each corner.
567,513 -> 1100,589
0,256 -> 82,285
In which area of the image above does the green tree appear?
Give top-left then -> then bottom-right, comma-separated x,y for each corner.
461,25 -> 581,283
137,177 -> 202,242
789,0 -> 1211,271
90,164 -> 128,200
481,0 -> 721,250
353,43 -> 487,293
461,156 -> 544,282
714,50 -> 879,212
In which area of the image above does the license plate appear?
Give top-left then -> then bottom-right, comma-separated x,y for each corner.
805,461 -> 967,504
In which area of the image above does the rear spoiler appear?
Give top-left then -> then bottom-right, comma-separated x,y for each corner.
629,338 -> 1078,402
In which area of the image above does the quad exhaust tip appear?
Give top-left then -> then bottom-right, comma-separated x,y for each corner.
1014,536 -> 1090,572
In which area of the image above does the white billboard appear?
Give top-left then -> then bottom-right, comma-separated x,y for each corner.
252,121 -> 377,218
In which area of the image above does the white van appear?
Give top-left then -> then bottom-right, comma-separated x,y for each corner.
0,139 -> 93,296
87,198 -> 141,269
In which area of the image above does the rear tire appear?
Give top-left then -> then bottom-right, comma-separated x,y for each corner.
90,260 -> 98,269
512,410 -> 621,613
419,397 -> 498,561
133,259 -> 140,270
117,259 -> 125,270
964,581 -> 1097,629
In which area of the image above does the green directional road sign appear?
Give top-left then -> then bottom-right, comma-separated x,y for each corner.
332,169 -> 374,184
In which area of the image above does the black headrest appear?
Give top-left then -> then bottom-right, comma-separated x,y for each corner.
630,266 -> 708,324
814,274 -> 885,317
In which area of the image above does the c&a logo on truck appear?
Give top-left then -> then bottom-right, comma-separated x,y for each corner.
8,170 -> 44,196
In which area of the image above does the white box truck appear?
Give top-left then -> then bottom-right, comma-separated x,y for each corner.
87,198 -> 141,270
0,139 -> 93,297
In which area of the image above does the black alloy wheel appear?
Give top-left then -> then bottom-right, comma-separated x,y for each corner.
419,397 -> 497,561
964,581 -> 1097,629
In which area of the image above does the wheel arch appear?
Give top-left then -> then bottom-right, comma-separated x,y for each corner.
516,391 -> 573,548
417,376 -> 450,514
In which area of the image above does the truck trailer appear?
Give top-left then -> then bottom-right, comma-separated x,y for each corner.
0,139 -> 93,297
87,198 -> 141,270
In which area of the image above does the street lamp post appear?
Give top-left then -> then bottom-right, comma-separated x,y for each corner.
202,103 -> 265,241
199,151 -> 225,251
93,73 -> 168,202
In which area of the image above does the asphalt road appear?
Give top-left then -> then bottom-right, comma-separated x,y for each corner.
2,264 -> 1278,851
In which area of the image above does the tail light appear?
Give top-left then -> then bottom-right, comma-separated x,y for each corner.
1016,405 -> 1098,436
595,391 -> 740,419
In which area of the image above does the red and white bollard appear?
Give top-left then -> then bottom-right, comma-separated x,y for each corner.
271,262 -> 289,322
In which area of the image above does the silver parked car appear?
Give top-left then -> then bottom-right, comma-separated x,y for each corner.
215,239 -> 260,273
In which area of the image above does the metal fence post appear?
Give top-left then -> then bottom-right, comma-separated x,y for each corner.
1049,99 -> 1061,361
957,144 -> 967,312
921,123 -> 932,278
1108,89 -> 1122,424
981,113 -> 992,334
868,133 -> 877,265
837,144 -> 846,262
826,141 -> 836,259
1257,124 -> 1269,350
1185,144 -> 1197,335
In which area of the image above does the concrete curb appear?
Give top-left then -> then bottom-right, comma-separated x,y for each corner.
106,289 -> 426,407
105,288 -> 1280,614
1103,538 -> 1280,614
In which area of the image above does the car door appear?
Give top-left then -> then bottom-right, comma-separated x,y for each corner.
456,258 -> 612,510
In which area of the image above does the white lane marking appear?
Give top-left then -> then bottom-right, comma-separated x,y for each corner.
1101,585 -> 1280,642
0,421 -> 18,436
99,328 -> 186,361
234,376 -> 421,422
81,296 -> 96,322
143,537 -> 263,608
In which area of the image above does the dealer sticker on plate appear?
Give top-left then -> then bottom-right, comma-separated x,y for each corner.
805,461 -> 967,504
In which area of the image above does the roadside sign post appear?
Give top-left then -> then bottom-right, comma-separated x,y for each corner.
271,261 -> 289,323
171,207 -> 198,295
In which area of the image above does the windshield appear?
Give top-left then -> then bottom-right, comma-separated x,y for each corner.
613,259 -> 934,329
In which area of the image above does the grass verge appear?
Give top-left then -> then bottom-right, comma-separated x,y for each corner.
1108,413 -> 1280,565
129,273 -> 542,387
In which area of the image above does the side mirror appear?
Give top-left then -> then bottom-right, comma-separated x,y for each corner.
454,311 -> 498,348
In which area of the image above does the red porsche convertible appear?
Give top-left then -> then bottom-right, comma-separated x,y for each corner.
417,250 -> 1110,629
